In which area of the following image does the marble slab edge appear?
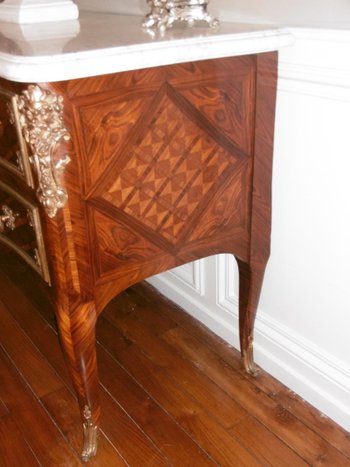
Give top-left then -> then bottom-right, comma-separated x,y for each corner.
0,28 -> 294,83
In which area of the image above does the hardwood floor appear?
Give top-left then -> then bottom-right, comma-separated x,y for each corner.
0,254 -> 349,466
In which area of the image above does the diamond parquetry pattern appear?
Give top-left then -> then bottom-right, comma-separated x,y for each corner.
103,94 -> 235,244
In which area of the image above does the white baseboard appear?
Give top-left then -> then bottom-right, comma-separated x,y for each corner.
254,312 -> 350,432
148,257 -> 350,432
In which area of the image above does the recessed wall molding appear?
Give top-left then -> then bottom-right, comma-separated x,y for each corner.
216,253 -> 238,309
165,260 -> 205,296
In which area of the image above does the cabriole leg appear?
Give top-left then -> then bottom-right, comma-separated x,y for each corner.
56,298 -> 100,461
236,258 -> 268,377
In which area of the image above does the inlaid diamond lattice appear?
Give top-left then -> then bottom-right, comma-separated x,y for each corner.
103,94 -> 235,244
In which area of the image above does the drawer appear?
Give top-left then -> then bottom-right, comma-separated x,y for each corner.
0,181 -> 50,283
0,87 -> 34,187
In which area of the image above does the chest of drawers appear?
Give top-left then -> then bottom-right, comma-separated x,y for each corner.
0,12 -> 292,460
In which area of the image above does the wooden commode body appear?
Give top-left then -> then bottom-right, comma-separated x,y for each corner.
0,16 -> 284,459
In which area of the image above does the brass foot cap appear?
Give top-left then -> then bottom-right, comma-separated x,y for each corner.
242,347 -> 260,378
81,423 -> 98,462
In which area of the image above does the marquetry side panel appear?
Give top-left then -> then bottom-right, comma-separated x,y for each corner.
38,54 -> 279,316
93,210 -> 168,276
73,92 -> 155,190
177,78 -> 254,153
69,57 -> 254,193
53,56 -> 257,310
100,91 -> 236,245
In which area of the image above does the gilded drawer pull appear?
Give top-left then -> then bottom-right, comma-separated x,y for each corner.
0,205 -> 19,232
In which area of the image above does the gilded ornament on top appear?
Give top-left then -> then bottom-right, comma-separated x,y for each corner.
143,0 -> 219,34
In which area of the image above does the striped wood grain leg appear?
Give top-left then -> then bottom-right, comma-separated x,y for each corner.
236,258 -> 268,377
56,298 -> 100,461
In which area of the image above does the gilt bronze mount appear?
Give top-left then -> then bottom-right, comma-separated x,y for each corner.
17,85 -> 71,218
143,0 -> 219,33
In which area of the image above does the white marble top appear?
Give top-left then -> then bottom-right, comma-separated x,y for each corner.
0,11 -> 294,83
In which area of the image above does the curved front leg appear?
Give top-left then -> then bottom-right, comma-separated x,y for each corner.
236,258 -> 268,377
56,298 -> 100,461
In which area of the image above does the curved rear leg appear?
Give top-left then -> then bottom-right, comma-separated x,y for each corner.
56,298 -> 100,461
236,258 -> 268,377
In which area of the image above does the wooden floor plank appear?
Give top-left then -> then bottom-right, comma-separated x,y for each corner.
162,326 -> 350,466
133,283 -> 285,393
0,273 -> 173,466
0,346 -> 82,466
100,389 -> 170,467
273,389 -> 350,460
0,299 -> 64,399
111,288 -> 178,335
230,415 -> 309,467
116,344 -> 263,467
1,256 -> 349,466
0,414 -> 40,467
133,282 -> 283,395
155,287 -> 350,465
103,308 -> 248,430
0,254 -> 57,329
96,316 -> 132,356
41,387 -> 128,467
97,341 -> 217,466
0,272 -> 73,389
146,281 -> 350,462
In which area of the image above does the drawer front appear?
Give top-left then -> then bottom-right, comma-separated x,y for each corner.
0,88 -> 34,187
0,181 -> 50,283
